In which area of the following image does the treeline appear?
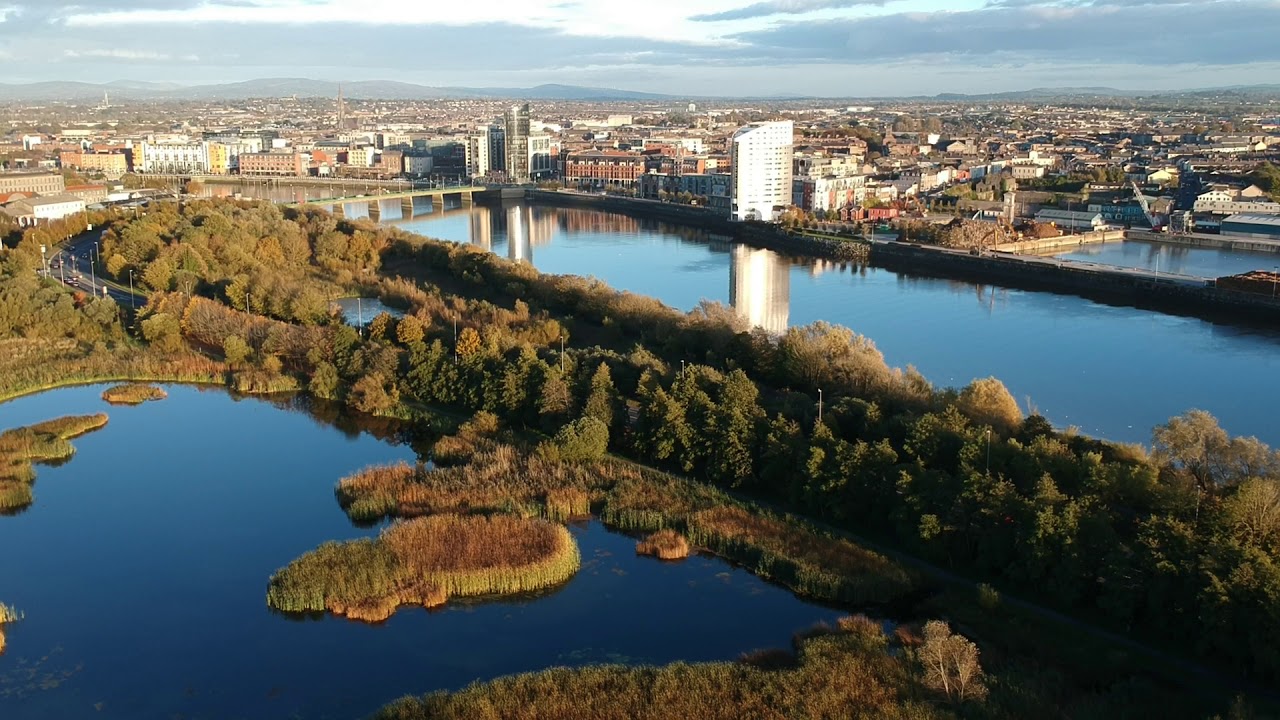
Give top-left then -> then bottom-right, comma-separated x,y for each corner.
99,201 -> 395,324
105,199 -> 1280,687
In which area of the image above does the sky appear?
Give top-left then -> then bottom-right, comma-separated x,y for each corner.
1,0 -> 1279,96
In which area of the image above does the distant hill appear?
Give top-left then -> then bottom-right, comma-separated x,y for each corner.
0,78 -> 675,103
1,78 -> 1279,103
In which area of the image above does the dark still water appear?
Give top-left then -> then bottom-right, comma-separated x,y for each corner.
0,385 -> 843,720
1052,239 -> 1277,279
391,201 -> 1280,446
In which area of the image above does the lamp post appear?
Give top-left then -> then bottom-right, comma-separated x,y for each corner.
1273,265 -> 1278,299
128,269 -> 135,309
817,388 -> 823,425
986,429 -> 993,475
89,251 -> 96,291
559,334 -> 565,374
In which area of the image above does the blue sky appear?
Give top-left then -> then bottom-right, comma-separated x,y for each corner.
1,0 -> 1278,95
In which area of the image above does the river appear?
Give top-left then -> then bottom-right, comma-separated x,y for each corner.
0,385 -> 843,720
197,185 -> 1280,445
382,200 -> 1280,446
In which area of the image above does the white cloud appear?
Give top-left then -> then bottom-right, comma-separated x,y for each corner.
63,48 -> 171,60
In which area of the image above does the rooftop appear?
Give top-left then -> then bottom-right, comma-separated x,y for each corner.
1222,214 -> 1280,227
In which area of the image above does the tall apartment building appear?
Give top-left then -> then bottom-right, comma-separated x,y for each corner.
466,131 -> 491,178
504,103 -> 531,182
0,171 -> 66,196
487,124 -> 506,176
730,120 -> 793,222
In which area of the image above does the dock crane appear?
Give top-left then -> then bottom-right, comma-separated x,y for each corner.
1130,180 -> 1166,232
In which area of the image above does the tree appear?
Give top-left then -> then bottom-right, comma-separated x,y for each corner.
956,377 -> 1022,435
310,361 -> 340,400
456,326 -> 482,358
367,312 -> 393,342
222,334 -> 251,366
1225,478 -> 1280,550
348,373 -> 398,415
583,362 -> 619,431
551,416 -> 609,462
918,620 -> 988,702
396,315 -> 425,347
140,312 -> 183,352
1153,411 -> 1279,491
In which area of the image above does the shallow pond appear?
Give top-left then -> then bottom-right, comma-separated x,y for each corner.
0,385 -> 844,719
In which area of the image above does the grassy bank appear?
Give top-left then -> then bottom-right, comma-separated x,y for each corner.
377,616 -> 947,720
266,514 -> 580,622
635,529 -> 690,560
0,414 -> 109,513
0,338 -> 227,404
101,383 -> 168,405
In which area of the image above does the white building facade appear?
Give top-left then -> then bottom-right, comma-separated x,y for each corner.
139,142 -> 209,174
730,121 -> 794,222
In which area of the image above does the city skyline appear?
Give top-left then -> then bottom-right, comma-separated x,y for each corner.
1,0 -> 1278,97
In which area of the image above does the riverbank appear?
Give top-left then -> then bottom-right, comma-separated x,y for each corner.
871,240 -> 1280,323
525,190 -> 869,262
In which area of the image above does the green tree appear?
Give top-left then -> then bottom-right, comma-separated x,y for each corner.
140,312 -> 183,352
396,315 -> 425,347
222,334 -> 251,366
310,361 -> 340,400
583,362 -> 619,432
551,416 -> 610,462
956,377 -> 1022,435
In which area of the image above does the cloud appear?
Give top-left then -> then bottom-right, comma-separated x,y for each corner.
728,0 -> 1280,66
691,0 -> 893,22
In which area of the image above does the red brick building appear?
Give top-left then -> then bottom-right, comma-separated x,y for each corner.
239,151 -> 306,177
561,150 -> 646,189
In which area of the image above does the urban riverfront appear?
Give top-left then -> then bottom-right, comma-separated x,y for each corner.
386,200 -> 1280,446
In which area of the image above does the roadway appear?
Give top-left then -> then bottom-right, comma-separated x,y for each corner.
50,228 -> 145,308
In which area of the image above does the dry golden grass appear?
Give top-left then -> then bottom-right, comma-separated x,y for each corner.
101,383 -> 168,405
267,514 -> 580,622
335,433 -> 916,606
374,615 -> 943,720
636,529 -> 690,560
0,414 -> 109,512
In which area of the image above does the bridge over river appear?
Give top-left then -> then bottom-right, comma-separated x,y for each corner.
284,185 -> 489,220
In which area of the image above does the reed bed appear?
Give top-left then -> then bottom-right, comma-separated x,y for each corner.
0,602 -> 19,655
335,435 -> 916,607
267,514 -> 580,622
0,414 -> 109,512
0,339 -> 226,404
685,506 -> 915,605
636,529 -> 691,560
101,383 -> 168,405
374,616 -> 937,720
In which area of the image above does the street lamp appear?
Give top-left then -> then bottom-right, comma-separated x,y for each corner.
817,388 -> 823,424
128,269 -> 135,309
986,429 -> 993,475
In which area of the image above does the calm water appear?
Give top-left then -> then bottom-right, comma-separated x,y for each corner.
0,386 -> 843,720
389,202 -> 1280,446
1052,239 -> 1278,279
332,297 -> 403,327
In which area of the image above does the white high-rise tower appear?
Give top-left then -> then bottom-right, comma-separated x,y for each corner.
730,120 -> 794,222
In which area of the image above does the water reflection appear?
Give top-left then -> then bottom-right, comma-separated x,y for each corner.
730,246 -> 790,335
1053,239 -> 1274,278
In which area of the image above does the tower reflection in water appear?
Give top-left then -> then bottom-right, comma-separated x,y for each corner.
729,245 -> 791,335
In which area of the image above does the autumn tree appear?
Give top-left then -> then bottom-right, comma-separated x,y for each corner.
918,620 -> 988,703
956,377 -> 1023,435
456,326 -> 482,358
396,315 -> 425,347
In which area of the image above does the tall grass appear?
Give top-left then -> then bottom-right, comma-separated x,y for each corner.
636,529 -> 690,560
0,337 -> 226,404
101,383 -> 168,405
374,616 -> 941,720
335,437 -> 916,607
0,414 -> 109,512
267,514 -> 579,622
0,602 -> 20,655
